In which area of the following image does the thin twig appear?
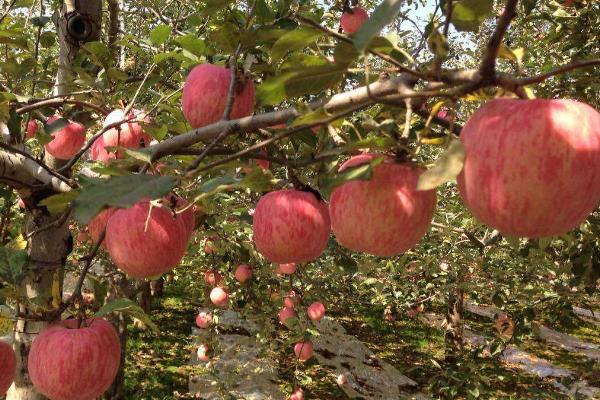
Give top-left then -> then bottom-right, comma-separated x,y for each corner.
223,44 -> 242,121
16,99 -> 109,116
479,0 -> 519,79
194,103 -> 366,173
296,15 -> 426,79
498,59 -> 600,87
184,125 -> 239,176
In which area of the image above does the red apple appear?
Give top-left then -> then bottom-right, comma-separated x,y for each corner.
101,109 -> 151,159
278,307 -> 297,325
289,387 -> 304,400
204,237 -> 218,254
458,99 -> 600,237
26,119 -> 38,139
28,318 -> 120,400
234,263 -> 253,283
253,190 -> 330,263
87,208 -> 116,245
284,290 -> 299,309
167,194 -> 196,236
197,344 -> 210,362
340,7 -> 369,34
182,64 -> 255,129
89,135 -> 116,164
277,263 -> 297,275
307,302 -> 325,322
210,287 -> 229,308
253,148 -> 270,170
17,198 -> 25,209
0,340 -> 16,396
44,116 -> 86,160
105,200 -> 190,278
330,154 -> 436,256
204,270 -> 223,287
294,341 -> 313,361
195,312 -> 212,329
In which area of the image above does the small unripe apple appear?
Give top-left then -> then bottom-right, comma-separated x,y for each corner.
340,7 -> 369,34
277,263 -> 297,275
289,387 -> 304,400
182,64 -> 255,129
204,270 -> 223,287
253,190 -> 330,263
195,312 -> 212,329
0,340 -> 16,396
307,302 -> 325,322
28,318 -> 120,400
458,99 -> 600,237
44,116 -> 86,160
105,200 -> 190,278
278,307 -> 297,325
234,263 -> 253,283
197,344 -> 210,362
26,119 -> 38,139
210,287 -> 229,308
330,154 -> 436,256
336,374 -> 346,386
294,341 -> 313,361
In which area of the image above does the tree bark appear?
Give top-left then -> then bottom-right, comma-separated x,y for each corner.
444,286 -> 464,363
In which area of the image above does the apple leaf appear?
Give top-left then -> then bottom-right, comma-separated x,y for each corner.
353,0 -> 405,53
72,174 -> 177,224
271,27 -> 324,62
417,140 -> 465,191
450,0 -> 494,32
96,298 -> 159,333
257,63 -> 346,106
0,247 -> 27,285
150,25 -> 172,46
38,191 -> 78,215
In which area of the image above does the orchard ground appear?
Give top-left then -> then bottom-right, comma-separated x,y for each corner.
121,265 -> 600,399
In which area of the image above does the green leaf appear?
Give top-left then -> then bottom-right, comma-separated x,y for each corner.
271,27 -> 324,62
417,140 -> 465,191
72,175 -> 177,224
95,298 -> 159,333
291,108 -> 331,128
320,157 -> 385,198
38,191 -> 78,215
174,35 -> 207,57
82,41 -> 111,68
0,247 -> 27,284
450,0 -> 494,32
124,148 -> 152,163
240,167 -> 275,192
427,25 -> 449,60
150,25 -> 172,46
353,0 -> 404,53
257,64 -> 346,106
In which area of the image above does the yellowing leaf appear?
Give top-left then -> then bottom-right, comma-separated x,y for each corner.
417,140 -> 465,191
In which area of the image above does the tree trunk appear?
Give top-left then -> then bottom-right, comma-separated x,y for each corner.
444,286 -> 464,363
8,1 -> 102,398
7,212 -> 70,400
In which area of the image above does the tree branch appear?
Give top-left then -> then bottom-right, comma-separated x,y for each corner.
16,98 -> 109,116
479,0 -> 519,79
